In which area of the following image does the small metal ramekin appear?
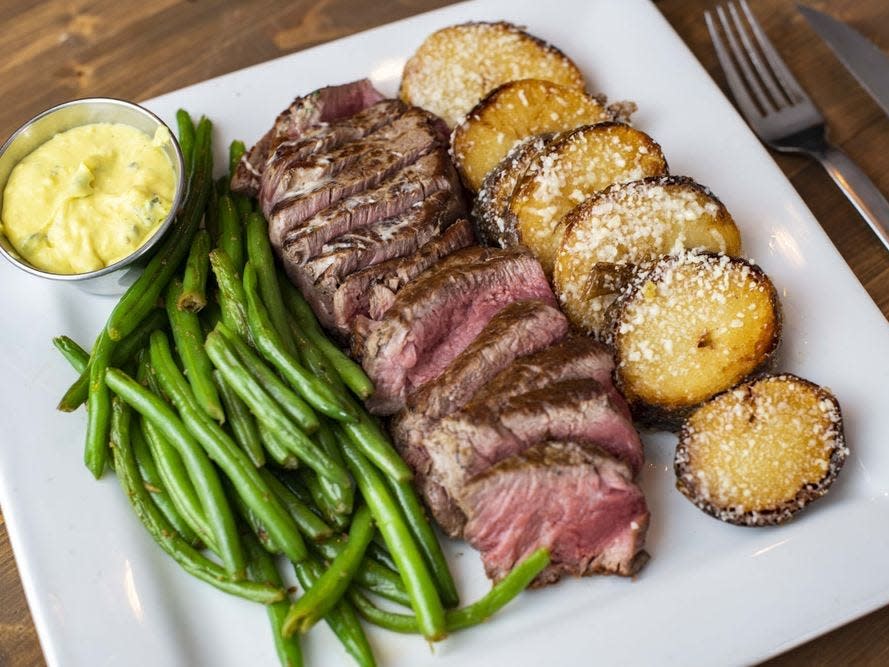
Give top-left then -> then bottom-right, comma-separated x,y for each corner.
0,98 -> 186,295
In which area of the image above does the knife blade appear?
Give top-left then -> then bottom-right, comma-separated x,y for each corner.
798,5 -> 889,119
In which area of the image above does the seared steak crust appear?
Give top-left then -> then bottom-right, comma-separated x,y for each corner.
231,79 -> 384,196
359,248 -> 555,414
332,218 -> 476,334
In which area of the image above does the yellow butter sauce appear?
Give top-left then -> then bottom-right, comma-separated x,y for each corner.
0,122 -> 176,274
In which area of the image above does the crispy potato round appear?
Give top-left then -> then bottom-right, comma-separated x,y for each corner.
400,22 -> 585,128
675,374 -> 847,526
472,133 -> 555,247
607,252 -> 781,429
554,176 -> 742,336
506,123 -> 668,274
452,79 -> 617,191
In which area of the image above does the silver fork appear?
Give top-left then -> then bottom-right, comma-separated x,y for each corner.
706,0 -> 889,253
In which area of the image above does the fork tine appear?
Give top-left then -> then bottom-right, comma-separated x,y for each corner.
739,0 -> 810,104
726,2 -> 788,107
706,10 -> 763,121
715,4 -> 774,113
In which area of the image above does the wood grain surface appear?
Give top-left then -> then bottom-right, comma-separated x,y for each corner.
1,1 -> 887,665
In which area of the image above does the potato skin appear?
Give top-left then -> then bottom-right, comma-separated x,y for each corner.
400,22 -> 585,128
606,252 -> 782,431
472,133 -> 555,247
675,374 -> 848,526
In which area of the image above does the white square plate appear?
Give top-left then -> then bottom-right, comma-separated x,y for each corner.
3,0 -> 889,665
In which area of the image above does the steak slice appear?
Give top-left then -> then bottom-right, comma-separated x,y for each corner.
231,79 -> 384,196
358,248 -> 555,414
462,441 -> 650,584
472,335 -> 632,420
419,378 -> 643,535
278,149 -> 459,262
286,191 -> 464,330
267,109 -> 446,249
259,99 -> 407,213
332,218 -> 475,334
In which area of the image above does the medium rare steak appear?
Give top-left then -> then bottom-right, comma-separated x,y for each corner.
358,248 -> 555,414
286,191 -> 464,330
260,99 -> 407,211
231,79 -> 384,196
267,109 -> 447,249
462,441 -> 649,583
472,335 -> 632,420
429,378 -> 644,480
332,218 -> 476,334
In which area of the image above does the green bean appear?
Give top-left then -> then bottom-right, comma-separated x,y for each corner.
206,183 -> 220,245
131,416 -> 202,548
283,505 -> 373,636
206,330 -> 349,486
58,309 -> 168,412
166,279 -> 224,422
244,212 -> 297,357
243,530 -> 303,667
387,477 -> 458,608
313,421 -> 354,518
216,175 -> 230,197
336,429 -> 446,640
217,323 -> 317,432
235,195 -> 253,222
351,547 -> 550,634
229,140 -> 246,181
177,229 -> 211,312
260,470 -> 333,542
313,538 -> 410,607
141,416 -> 217,552
106,367 -> 245,578
258,421 -> 300,470
279,277 -> 374,399
106,117 -> 212,341
209,248 -> 250,340
217,195 -> 245,274
299,468 -> 349,530
292,558 -> 376,667
243,263 -> 354,423
231,485 -> 280,555
147,332 -> 309,565
199,300 -> 222,337
85,330 -> 114,478
109,395 -> 283,604
53,336 -> 89,373
175,109 -> 195,175
213,371 -> 264,468
367,539 -> 399,574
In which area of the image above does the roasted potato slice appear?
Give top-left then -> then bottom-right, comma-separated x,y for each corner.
452,79 -> 628,192
675,374 -> 847,526
472,133 -> 555,247
506,123 -> 668,274
607,251 -> 781,430
553,176 -> 742,336
400,22 -> 585,128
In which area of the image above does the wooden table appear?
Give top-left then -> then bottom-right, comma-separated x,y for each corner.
1,1 -> 887,665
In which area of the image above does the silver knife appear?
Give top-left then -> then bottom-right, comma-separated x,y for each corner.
798,4 -> 889,119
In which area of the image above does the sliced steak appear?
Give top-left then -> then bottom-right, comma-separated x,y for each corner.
332,218 -> 475,335
259,99 -> 407,212
418,378 -> 643,535
358,248 -> 555,414
267,109 -> 446,249
472,335 -> 632,420
287,191 -> 464,330
231,79 -> 384,196
278,149 -> 459,262
462,441 -> 650,583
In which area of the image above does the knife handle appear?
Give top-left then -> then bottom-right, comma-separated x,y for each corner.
815,145 -> 889,253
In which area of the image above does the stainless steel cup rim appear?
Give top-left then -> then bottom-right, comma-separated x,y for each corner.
0,97 -> 186,283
